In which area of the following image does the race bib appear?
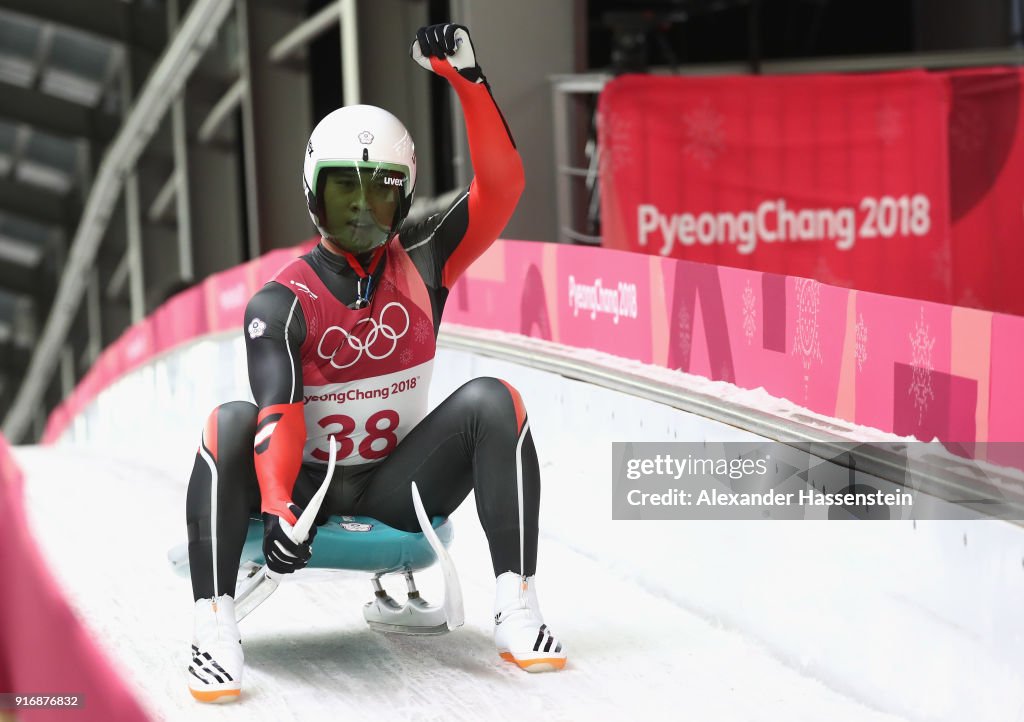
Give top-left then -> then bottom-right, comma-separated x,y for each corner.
301,360 -> 434,465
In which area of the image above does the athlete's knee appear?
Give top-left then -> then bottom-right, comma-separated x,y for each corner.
453,377 -> 527,433
200,401 -> 257,468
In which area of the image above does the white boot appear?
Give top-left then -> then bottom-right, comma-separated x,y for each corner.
188,595 -> 244,702
493,572 -> 567,672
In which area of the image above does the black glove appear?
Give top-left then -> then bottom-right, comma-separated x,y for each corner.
262,503 -> 317,575
410,23 -> 484,84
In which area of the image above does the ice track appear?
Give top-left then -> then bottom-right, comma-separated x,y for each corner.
16,444 -> 907,722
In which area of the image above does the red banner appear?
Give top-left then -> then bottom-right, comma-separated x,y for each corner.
600,71 -> 959,307
946,68 -> 1024,316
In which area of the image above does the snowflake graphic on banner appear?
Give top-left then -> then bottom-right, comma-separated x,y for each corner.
676,305 -> 692,367
931,241 -> 952,286
414,318 -> 432,345
400,348 -> 413,365
683,100 -> 725,170
855,314 -> 868,372
379,278 -> 397,294
958,287 -> 981,310
813,256 -> 834,285
875,105 -> 905,145
792,278 -> 822,398
601,112 -> 637,175
949,104 -> 986,154
742,281 -> 757,345
908,307 -> 935,424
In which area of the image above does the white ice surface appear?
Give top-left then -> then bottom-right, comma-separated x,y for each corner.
15,343 -> 1024,722
17,443 -> 910,722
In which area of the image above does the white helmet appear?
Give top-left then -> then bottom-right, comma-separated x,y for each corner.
302,105 -> 417,254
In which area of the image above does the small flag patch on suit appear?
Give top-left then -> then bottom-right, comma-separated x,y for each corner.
248,318 -> 267,339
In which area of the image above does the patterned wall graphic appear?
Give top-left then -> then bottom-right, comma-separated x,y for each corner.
45,240 -> 1023,461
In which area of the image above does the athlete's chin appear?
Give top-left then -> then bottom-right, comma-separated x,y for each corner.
322,233 -> 388,256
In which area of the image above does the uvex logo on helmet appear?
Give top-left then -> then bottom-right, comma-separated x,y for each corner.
384,176 -> 403,187
317,302 -> 410,370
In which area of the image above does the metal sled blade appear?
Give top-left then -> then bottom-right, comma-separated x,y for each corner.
410,481 -> 464,630
363,573 -> 451,635
234,564 -> 278,621
365,620 -> 449,635
363,594 -> 450,635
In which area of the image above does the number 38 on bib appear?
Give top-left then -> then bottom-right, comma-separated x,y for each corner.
301,362 -> 433,465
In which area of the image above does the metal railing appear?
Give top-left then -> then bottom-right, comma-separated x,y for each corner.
2,0 -> 234,443
440,323 -> 1024,523
3,0 -> 364,442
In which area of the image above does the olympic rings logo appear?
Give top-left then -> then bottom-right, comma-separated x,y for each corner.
317,302 -> 410,369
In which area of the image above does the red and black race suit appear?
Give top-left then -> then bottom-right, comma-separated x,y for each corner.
186,66 -> 541,601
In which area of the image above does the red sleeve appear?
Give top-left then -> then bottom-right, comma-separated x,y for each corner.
429,57 -> 526,289
253,402 -> 306,524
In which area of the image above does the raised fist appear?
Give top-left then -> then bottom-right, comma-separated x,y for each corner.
410,24 -> 484,83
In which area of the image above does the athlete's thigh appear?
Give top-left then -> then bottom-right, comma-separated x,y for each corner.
352,399 -> 475,531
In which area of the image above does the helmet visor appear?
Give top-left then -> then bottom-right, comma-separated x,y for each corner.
315,161 -> 409,253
